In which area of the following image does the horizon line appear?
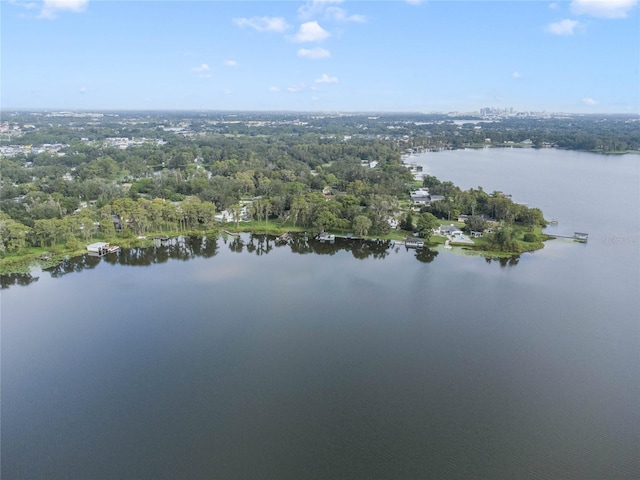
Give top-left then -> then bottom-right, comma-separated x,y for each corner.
2,108 -> 638,116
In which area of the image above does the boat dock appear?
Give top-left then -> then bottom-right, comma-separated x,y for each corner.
87,242 -> 121,256
404,238 -> 425,248
317,232 -> 336,243
546,232 -> 589,243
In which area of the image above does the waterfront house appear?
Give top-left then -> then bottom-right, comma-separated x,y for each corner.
439,224 -> 463,237
410,188 -> 430,201
478,214 -> 497,224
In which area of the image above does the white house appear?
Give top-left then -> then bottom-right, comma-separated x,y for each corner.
215,205 -> 249,223
410,188 -> 430,200
439,224 -> 463,237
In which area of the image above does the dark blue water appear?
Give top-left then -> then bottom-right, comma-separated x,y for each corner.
2,150 -> 638,479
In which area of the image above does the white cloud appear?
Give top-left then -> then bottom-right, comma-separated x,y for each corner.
582,97 -> 598,105
293,21 -> 330,42
223,89 -> 231,96
191,64 -> 212,78
512,71 -> 523,79
406,0 -> 424,5
316,73 -> 338,83
287,84 -> 306,93
549,2 -> 559,9
8,0 -> 39,11
269,86 -> 281,92
79,86 -> 87,93
297,47 -> 331,59
571,0 -> 638,18
233,16 -> 290,33
224,60 -> 238,67
298,0 -> 366,22
547,19 -> 580,35
191,63 -> 210,73
38,0 -> 88,19
324,6 -> 366,22
298,0 -> 342,19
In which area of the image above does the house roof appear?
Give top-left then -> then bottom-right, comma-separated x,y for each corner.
440,224 -> 462,234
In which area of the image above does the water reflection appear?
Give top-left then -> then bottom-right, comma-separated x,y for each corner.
104,235 -> 220,267
285,234 -> 404,260
0,271 -> 40,289
47,253 -> 102,278
484,255 -> 520,267
415,247 -> 439,263
1,233 -> 481,289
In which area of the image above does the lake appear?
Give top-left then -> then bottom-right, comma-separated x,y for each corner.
2,148 -> 638,479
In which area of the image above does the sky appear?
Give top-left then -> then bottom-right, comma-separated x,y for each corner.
2,0 -> 639,113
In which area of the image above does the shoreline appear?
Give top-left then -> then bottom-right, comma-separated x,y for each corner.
0,226 -> 551,276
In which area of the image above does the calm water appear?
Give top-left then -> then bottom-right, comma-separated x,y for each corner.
2,149 -> 639,479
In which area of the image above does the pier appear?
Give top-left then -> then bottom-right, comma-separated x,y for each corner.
546,232 -> 589,243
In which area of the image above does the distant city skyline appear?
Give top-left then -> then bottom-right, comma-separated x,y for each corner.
2,0 -> 639,114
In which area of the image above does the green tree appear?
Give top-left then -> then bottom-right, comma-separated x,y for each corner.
289,195 -> 309,226
229,204 -> 243,228
488,227 -> 519,252
465,215 -> 487,233
33,219 -> 60,247
313,207 -> 338,234
0,215 -> 29,253
100,216 -> 116,238
352,215 -> 372,237
197,201 -> 217,229
416,212 -> 438,239
400,212 -> 414,231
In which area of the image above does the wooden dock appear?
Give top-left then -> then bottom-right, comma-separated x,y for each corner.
546,232 -> 589,243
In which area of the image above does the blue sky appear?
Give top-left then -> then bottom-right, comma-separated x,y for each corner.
2,0 -> 639,113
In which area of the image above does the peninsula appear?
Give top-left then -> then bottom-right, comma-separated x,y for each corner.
2,110 -> 627,273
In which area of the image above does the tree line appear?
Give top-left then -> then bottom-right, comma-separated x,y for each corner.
0,116 -> 562,258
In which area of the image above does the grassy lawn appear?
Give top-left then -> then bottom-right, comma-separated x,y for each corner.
221,219 -> 306,236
